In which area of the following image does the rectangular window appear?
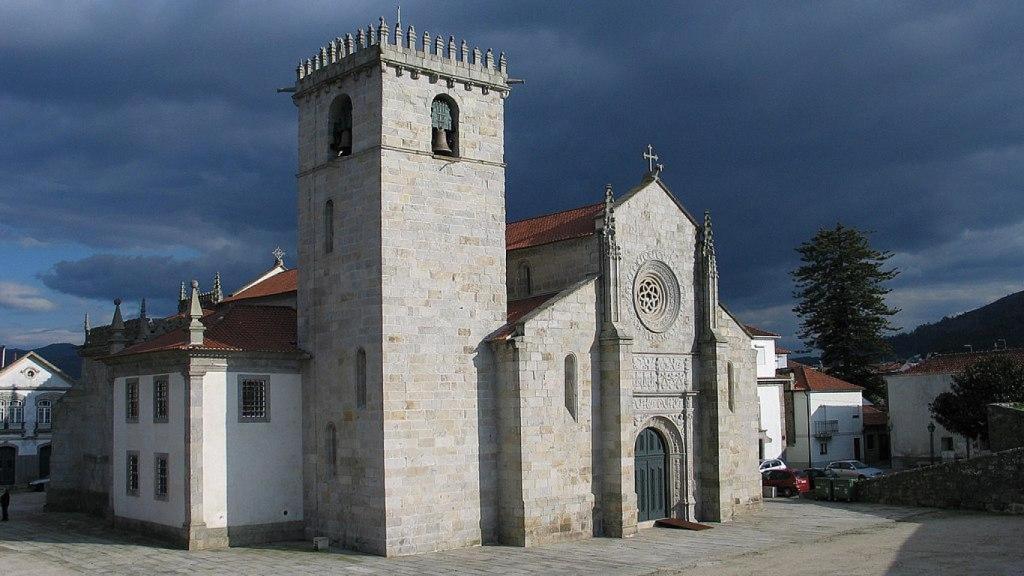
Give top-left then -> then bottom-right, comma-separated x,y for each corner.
941,436 -> 954,451
126,451 -> 139,496
37,400 -> 52,425
819,441 -> 828,455
152,375 -> 169,423
238,376 -> 270,422
125,378 -> 139,422
154,453 -> 168,500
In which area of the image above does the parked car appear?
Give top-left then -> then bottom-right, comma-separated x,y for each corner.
759,458 -> 787,473
762,468 -> 810,497
825,460 -> 885,479
802,467 -> 829,490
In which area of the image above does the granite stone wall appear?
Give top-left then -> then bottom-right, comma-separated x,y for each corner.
507,236 -> 600,300
988,403 -> 1024,452
494,279 -> 599,546
858,447 -> 1024,514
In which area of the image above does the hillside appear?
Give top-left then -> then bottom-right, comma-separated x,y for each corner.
888,290 -> 1024,358
4,343 -> 81,380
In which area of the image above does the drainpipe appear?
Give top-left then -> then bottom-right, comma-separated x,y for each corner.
806,393 -> 813,468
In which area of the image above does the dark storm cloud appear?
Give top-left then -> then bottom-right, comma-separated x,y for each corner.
4,1 -> 1024,345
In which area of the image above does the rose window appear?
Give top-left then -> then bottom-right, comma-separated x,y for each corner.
632,260 -> 681,333
636,277 -> 664,317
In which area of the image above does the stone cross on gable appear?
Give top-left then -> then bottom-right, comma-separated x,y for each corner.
273,246 -> 286,265
644,144 -> 663,174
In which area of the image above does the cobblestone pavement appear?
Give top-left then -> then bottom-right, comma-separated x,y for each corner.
0,491 -> 932,575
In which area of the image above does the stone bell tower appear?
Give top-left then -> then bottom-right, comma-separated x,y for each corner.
292,18 -> 511,556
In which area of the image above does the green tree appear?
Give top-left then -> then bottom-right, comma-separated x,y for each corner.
792,224 -> 900,403
930,355 -> 1024,445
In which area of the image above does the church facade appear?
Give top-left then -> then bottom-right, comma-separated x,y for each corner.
48,19 -> 761,556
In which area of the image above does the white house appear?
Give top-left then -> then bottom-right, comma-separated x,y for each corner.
747,326 -> 787,460
782,362 -> 865,469
884,349 -> 1023,468
0,350 -> 75,485
102,285 -> 305,548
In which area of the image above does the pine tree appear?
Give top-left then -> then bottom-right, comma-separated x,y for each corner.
792,224 -> 900,403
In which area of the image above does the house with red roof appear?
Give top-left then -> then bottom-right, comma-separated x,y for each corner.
777,361 -> 867,469
884,348 -> 1024,468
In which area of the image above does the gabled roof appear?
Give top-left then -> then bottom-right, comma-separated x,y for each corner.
786,361 -> 863,392
506,202 -> 603,251
745,325 -> 780,338
898,348 -> 1024,375
114,305 -> 300,357
222,268 -> 298,303
0,351 -> 77,385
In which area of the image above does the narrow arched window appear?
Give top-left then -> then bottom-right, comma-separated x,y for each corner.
324,199 -> 334,253
517,261 -> 532,296
326,422 -> 338,477
430,95 -> 458,157
564,354 -> 578,421
727,361 -> 736,412
356,348 -> 367,408
329,94 -> 353,157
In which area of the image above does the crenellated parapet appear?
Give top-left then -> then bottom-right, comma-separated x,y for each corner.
293,16 -> 509,97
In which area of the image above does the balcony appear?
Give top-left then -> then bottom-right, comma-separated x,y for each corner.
813,420 -> 840,438
35,422 -> 53,435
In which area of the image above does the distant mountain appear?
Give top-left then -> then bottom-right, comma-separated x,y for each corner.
3,343 -> 81,381
888,290 -> 1024,358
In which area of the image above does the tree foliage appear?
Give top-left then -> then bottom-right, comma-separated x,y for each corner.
792,224 -> 900,402
929,355 -> 1024,443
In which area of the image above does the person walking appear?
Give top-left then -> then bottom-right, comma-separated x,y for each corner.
1,487 -> 9,521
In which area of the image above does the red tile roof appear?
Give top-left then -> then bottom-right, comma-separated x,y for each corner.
222,269 -> 298,303
862,404 -> 887,427
775,346 -> 791,354
490,292 -> 560,341
115,305 -> 299,356
787,361 -> 863,392
901,348 -> 1024,375
745,325 -> 780,338
506,202 -> 603,251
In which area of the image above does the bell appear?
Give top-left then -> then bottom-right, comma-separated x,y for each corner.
333,129 -> 352,156
431,127 -> 453,155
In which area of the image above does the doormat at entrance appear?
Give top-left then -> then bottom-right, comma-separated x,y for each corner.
654,518 -> 713,530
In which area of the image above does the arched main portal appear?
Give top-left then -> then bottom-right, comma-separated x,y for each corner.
635,427 -> 667,522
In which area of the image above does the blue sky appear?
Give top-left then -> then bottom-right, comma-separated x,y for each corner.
2,1 -> 1023,351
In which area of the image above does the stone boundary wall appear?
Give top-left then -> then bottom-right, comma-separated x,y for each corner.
988,403 -> 1024,452
858,447 -> 1024,514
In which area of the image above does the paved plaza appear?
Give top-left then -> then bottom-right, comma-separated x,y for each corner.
1,491 -> 1022,575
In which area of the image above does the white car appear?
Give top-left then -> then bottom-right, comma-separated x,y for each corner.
825,460 -> 884,479
759,458 -> 787,473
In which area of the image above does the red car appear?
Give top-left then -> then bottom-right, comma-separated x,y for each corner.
762,468 -> 811,497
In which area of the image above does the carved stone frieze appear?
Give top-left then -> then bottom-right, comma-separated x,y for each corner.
632,353 -> 692,394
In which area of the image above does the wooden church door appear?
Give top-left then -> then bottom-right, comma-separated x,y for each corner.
635,428 -> 667,522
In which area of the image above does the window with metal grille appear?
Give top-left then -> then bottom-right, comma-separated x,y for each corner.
154,453 -> 168,500
239,377 -> 269,422
126,451 -> 139,496
125,378 -> 139,422
153,375 -> 169,423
